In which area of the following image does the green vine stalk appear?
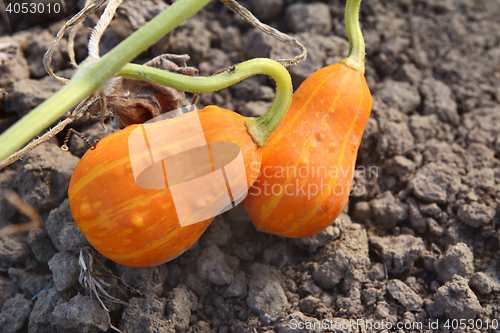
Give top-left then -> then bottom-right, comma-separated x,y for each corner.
339,0 -> 365,74
118,59 -> 292,146
0,0 -> 212,162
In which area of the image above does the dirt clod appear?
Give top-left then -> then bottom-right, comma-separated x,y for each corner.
386,279 -> 423,311
369,234 -> 424,275
434,242 -> 475,283
313,225 -> 369,290
434,275 -> 482,320
197,244 -> 234,286
50,294 -> 110,333
28,288 -> 64,333
0,293 -> 30,333
0,38 -> 30,88
0,235 -> 31,268
48,252 -> 80,292
409,162 -> 461,204
45,199 -> 89,252
457,201 -> 496,228
27,229 -> 58,263
247,263 -> 288,325
470,263 -> 500,295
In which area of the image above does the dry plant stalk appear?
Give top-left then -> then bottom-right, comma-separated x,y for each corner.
44,0 -> 109,84
0,189 -> 43,237
88,0 -> 124,59
220,0 -> 307,67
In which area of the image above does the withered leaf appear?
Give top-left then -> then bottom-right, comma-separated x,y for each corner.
89,54 -> 198,129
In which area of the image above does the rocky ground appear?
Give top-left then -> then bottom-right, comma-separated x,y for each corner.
0,0 -> 500,332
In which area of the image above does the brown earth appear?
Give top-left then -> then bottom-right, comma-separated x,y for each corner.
0,0 -> 499,332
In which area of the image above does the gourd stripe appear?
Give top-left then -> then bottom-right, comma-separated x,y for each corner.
288,73 -> 365,233
69,153 -> 131,200
258,74 -> 347,224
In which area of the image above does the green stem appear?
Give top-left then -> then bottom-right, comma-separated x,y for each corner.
118,58 -> 292,146
0,0 -> 211,163
339,0 -> 365,74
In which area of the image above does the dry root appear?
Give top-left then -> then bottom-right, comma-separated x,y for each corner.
78,247 -> 129,333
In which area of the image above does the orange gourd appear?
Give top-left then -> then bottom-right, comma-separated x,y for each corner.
242,0 -> 372,237
69,107 -> 261,267
68,58 -> 292,267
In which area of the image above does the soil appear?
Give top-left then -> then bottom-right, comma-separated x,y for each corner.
1,0 -> 500,332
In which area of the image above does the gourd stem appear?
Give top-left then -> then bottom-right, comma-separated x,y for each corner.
118,58 -> 292,146
339,0 -> 365,74
0,0 -> 211,163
